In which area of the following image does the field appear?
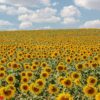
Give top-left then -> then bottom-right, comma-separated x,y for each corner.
0,29 -> 100,100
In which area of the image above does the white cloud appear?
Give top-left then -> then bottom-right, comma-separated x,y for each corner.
74,0 -> 100,10
60,5 -> 80,25
61,5 -> 80,17
0,5 -> 33,15
19,22 -> 32,29
18,7 -> 60,23
0,0 -> 50,7
0,20 -> 13,26
81,20 -> 100,28
63,17 -> 79,24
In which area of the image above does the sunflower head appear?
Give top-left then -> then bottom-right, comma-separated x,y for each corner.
83,85 -> 97,97
87,76 -> 97,86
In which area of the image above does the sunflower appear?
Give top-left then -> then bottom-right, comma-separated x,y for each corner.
44,67 -> 52,74
95,93 -> 100,100
7,84 -> 16,92
56,93 -> 73,100
66,57 -> 72,64
11,62 -> 19,71
87,76 -> 97,86
83,85 -> 97,97
0,71 -> 6,80
71,72 -> 81,80
20,71 -> 27,77
24,64 -> 31,70
62,78 -> 72,88
76,63 -> 84,71
20,83 -> 29,93
57,76 -> 65,84
21,76 -> 29,83
74,79 -> 82,87
32,60 -> 40,66
40,71 -> 49,79
35,79 -> 45,88
30,83 -> 42,95
6,75 -> 15,84
56,65 -> 64,72
41,62 -> 48,68
48,84 -> 59,94
26,71 -> 33,79
31,64 -> 37,71
0,87 -> 15,99
0,66 -> 6,71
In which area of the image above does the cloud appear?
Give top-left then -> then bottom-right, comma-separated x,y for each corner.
60,5 -> 80,24
0,0 -> 50,7
0,5 -> 33,15
19,22 -> 32,29
61,5 -> 80,17
74,0 -> 100,10
81,20 -> 100,28
0,20 -> 13,26
18,7 -> 60,23
63,17 -> 79,24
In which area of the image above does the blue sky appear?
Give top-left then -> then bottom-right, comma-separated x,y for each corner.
0,0 -> 100,30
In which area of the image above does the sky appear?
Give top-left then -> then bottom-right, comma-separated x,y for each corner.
0,0 -> 100,30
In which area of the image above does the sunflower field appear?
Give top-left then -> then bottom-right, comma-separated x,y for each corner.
0,29 -> 100,100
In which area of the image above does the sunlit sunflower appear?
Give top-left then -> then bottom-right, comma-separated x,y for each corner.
26,71 -> 33,79
76,63 -> 84,71
56,93 -> 73,100
20,83 -> 29,93
0,71 -> 6,80
21,76 -> 29,83
20,71 -> 27,77
7,84 -> 16,92
57,76 -> 65,84
74,79 -> 82,87
56,65 -> 64,72
66,57 -> 72,64
0,87 -> 15,99
87,76 -> 97,86
24,64 -> 31,70
71,72 -> 81,80
31,64 -> 37,71
44,67 -> 52,74
48,84 -> 59,94
30,83 -> 42,95
83,85 -> 97,97
0,66 -> 6,71
40,71 -> 49,79
62,78 -> 72,88
35,79 -> 45,88
95,93 -> 100,100
41,62 -> 48,68
32,60 -> 40,66
6,75 -> 15,84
